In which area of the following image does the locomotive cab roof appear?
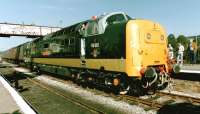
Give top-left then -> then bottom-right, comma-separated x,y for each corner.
52,12 -> 131,37
79,12 -> 132,36
48,12 -> 132,39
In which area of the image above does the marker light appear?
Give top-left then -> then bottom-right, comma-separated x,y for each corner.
160,35 -> 164,41
147,33 -> 151,39
140,67 -> 146,76
92,16 -> 97,20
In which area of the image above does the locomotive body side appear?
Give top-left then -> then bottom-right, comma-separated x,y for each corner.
32,18 -> 127,73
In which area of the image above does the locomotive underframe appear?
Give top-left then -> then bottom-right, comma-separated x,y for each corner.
31,61 -> 170,96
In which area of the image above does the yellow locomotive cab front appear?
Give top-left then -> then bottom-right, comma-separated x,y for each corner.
126,20 -> 168,77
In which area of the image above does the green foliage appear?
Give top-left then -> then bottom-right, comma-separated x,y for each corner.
167,34 -> 177,49
176,35 -> 189,50
167,34 -> 200,63
168,34 -> 189,50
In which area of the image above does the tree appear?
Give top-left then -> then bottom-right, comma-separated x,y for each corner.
167,34 -> 177,49
176,35 -> 190,62
176,35 -> 189,50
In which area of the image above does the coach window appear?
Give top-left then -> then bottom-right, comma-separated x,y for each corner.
106,14 -> 126,24
79,22 -> 88,37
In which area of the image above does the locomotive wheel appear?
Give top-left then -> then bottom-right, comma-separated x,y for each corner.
36,69 -> 41,75
79,75 -> 85,87
128,80 -> 144,96
86,76 -> 94,89
75,73 -> 81,85
33,66 -> 41,75
78,72 -> 88,88
146,88 -> 156,95
113,86 -> 120,95
119,79 -> 129,95
112,75 -> 125,95
71,73 -> 76,82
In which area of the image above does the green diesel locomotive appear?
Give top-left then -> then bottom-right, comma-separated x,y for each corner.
2,12 -> 178,95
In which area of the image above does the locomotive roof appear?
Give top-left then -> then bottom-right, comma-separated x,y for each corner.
47,12 -> 131,38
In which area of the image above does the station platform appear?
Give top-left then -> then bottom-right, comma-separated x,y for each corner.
180,64 -> 200,73
0,76 -> 36,114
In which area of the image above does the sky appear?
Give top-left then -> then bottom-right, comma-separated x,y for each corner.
0,0 -> 200,51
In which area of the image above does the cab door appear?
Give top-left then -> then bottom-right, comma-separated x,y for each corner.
80,38 -> 86,67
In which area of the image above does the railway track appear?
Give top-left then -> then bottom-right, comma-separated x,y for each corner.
30,74 -> 200,111
26,77 -> 106,114
103,89 -> 200,111
157,91 -> 200,104
16,70 -> 200,112
23,73 -> 163,111
119,95 -> 162,110
117,91 -> 200,110
33,74 -> 164,110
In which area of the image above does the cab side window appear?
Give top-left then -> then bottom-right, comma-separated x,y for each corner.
87,21 -> 98,35
79,21 -> 99,36
106,14 -> 126,24
90,38 -> 100,58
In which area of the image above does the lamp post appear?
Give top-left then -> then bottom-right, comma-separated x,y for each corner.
195,35 -> 198,64
196,35 -> 198,47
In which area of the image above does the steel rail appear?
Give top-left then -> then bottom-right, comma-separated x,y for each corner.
119,95 -> 162,110
26,77 -> 106,114
157,91 -> 200,104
